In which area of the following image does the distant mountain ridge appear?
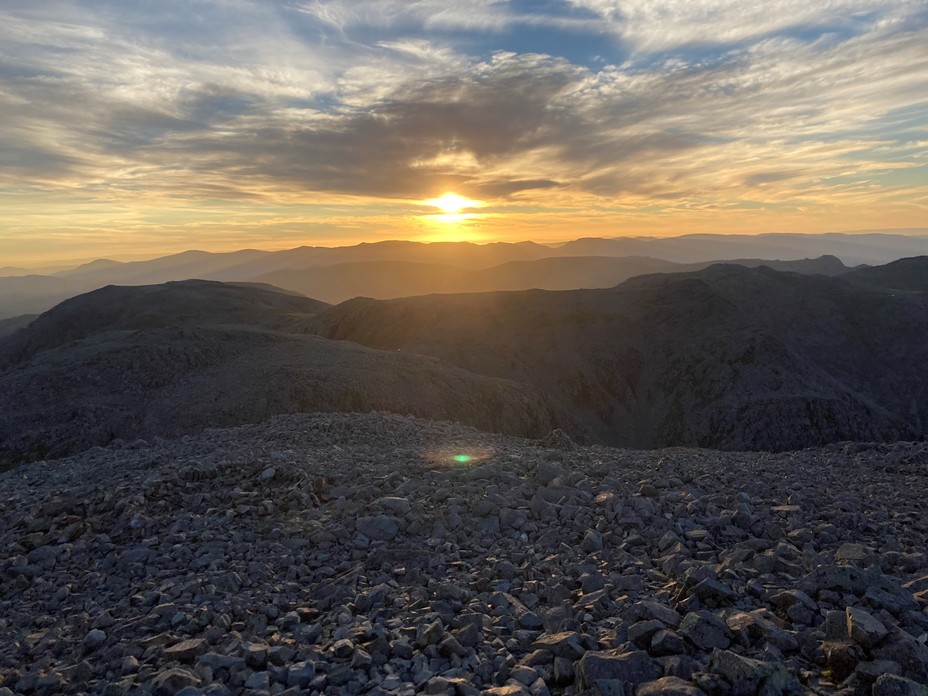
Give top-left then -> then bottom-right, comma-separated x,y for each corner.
0,232 -> 924,320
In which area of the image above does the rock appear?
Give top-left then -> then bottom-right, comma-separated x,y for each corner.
84,629 -> 106,650
678,611 -> 732,651
163,638 -> 208,662
153,668 -> 201,694
483,685 -> 529,696
552,656 -> 575,686
577,649 -> 662,692
418,620 -> 445,646
537,461 -> 565,485
635,601 -> 682,628
268,644 -> 295,665
770,589 -> 816,614
856,659 -> 903,684
725,610 -> 799,653
531,632 -> 585,659
637,676 -> 706,696
287,661 -> 316,688
500,508 -> 528,530
691,578 -> 735,605
244,671 -> 270,690
847,606 -> 889,648
530,493 -> 557,521
709,650 -> 801,696
375,496 -> 411,514
873,629 -> 928,683
823,641 -> 863,682
651,629 -> 687,657
121,656 -> 139,675
873,674 -> 928,696
356,514 -> 401,541
836,543 -> 868,563
333,637 -> 354,658
629,620 -> 666,647
581,529 -> 604,552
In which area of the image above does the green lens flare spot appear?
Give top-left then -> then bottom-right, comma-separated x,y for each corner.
452,454 -> 472,463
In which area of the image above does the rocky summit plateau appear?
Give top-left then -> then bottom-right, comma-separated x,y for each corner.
2,412 -> 928,696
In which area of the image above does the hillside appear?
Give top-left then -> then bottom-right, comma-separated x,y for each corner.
3,261 -> 926,462
0,282 -> 560,466
844,256 -> 928,293
0,280 -> 329,369
312,262 -> 928,450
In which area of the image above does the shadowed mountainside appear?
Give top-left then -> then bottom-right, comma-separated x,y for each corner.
312,260 -> 928,450
844,256 -> 928,293
0,281 -> 561,465
0,280 -> 329,369
2,260 -> 927,464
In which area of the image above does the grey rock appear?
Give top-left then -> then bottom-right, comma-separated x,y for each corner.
678,611 -> 732,651
244,670 -> 270,690
581,529 -> 603,552
847,606 -> 889,648
577,649 -> 662,691
375,496 -> 411,515
637,676 -> 706,696
153,668 -> 202,694
356,514 -> 401,541
531,632 -> 585,660
84,629 -> 106,649
163,638 -> 208,663
709,650 -> 801,696
873,674 -> 928,696
873,629 -> 928,683
651,629 -> 687,657
635,601 -> 682,628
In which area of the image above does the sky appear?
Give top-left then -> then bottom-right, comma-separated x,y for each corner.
1,1 -> 927,265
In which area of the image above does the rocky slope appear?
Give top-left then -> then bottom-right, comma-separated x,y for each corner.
0,283 -> 561,467
1,412 -> 927,696
312,263 -> 928,450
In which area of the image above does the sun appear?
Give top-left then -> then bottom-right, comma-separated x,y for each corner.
424,192 -> 481,214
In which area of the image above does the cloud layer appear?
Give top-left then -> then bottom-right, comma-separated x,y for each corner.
0,0 -> 926,262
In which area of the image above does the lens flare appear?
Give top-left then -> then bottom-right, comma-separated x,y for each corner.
424,446 -> 495,468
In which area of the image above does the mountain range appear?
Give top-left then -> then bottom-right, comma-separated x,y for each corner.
2,232 -> 926,320
1,255 -> 925,466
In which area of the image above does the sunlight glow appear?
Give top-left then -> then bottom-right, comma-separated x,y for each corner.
424,193 -> 483,214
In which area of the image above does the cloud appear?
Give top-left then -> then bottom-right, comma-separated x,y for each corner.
567,0 -> 924,52
0,0 -> 924,223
